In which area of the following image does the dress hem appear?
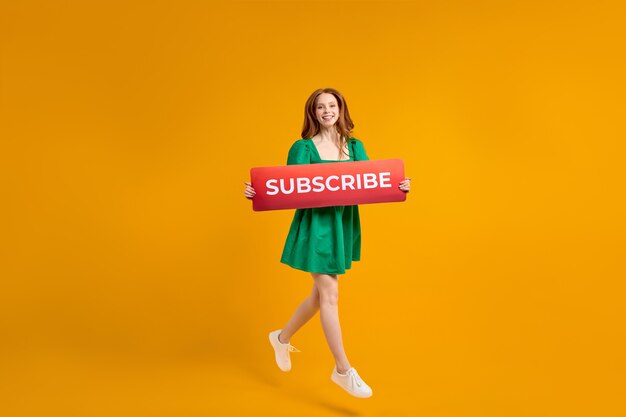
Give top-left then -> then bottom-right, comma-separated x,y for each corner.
280,259 -> 360,275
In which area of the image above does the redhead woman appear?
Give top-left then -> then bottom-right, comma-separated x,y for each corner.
244,88 -> 410,398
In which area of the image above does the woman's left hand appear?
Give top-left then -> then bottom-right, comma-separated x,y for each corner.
399,177 -> 411,193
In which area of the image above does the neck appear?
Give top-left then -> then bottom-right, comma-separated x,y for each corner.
317,126 -> 341,143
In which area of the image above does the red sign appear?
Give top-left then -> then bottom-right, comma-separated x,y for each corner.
250,159 -> 406,211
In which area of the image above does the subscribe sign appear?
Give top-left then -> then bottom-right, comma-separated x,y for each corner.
250,159 -> 406,211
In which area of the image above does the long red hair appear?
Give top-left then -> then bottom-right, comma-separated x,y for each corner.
301,88 -> 355,159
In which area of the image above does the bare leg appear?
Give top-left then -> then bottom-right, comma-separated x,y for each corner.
313,273 -> 351,374
278,283 -> 320,343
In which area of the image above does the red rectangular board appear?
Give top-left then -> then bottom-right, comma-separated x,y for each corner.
250,159 -> 406,211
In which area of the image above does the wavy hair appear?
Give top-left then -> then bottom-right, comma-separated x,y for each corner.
301,88 -> 354,159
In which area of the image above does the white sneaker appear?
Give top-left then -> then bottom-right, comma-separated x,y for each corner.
331,367 -> 373,398
268,329 -> 300,372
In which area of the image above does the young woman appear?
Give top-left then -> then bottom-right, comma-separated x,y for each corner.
244,88 -> 410,398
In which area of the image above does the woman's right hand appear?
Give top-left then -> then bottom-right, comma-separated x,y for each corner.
244,181 -> 256,199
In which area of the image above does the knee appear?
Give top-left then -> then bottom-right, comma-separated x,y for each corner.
312,274 -> 339,307
319,288 -> 339,307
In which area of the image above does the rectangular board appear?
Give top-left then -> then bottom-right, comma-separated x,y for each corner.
250,159 -> 406,211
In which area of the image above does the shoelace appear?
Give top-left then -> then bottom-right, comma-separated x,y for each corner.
287,344 -> 301,353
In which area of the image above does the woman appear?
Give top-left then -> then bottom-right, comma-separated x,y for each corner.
244,88 -> 410,398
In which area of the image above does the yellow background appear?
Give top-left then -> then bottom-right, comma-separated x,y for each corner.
2,1 -> 625,416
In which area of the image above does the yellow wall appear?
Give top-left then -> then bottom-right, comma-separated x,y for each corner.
2,1 -> 624,416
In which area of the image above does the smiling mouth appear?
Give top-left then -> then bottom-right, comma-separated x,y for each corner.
322,116 -> 334,121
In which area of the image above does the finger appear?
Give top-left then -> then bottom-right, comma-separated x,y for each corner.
244,181 -> 251,186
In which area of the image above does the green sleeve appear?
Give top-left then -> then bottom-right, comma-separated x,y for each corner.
286,139 -> 311,165
351,138 -> 369,161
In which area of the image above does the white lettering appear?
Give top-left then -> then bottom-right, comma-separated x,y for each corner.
312,176 -> 324,192
363,173 -> 378,189
265,172 -> 395,195
279,178 -> 295,194
326,175 -> 340,191
379,172 -> 391,188
266,179 -> 279,195
341,174 -> 355,190
297,177 -> 311,193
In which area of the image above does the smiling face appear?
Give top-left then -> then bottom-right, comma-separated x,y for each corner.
314,93 -> 340,127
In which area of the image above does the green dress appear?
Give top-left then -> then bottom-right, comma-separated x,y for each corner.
280,137 -> 369,275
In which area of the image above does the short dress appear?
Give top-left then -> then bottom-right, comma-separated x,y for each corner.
280,137 -> 369,275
